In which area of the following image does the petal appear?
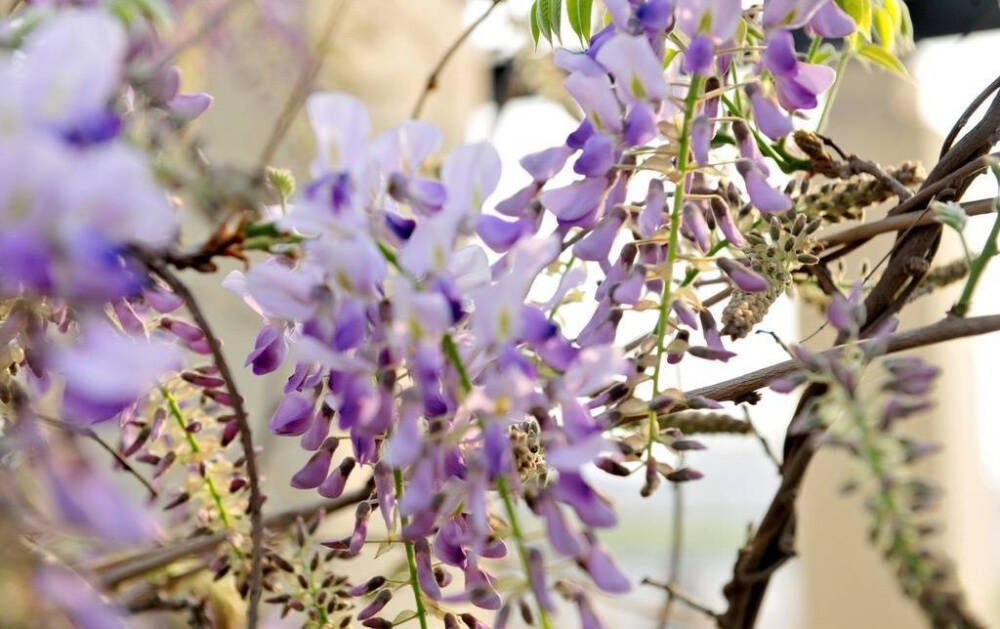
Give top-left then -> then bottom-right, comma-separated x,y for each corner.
747,84 -> 794,140
595,34 -> 669,102
540,177 -> 608,223
737,160 -> 793,213
810,0 -> 856,38
520,145 -> 574,182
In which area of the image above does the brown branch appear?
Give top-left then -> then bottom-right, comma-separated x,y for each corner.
686,314 -> 1000,404
92,481 -> 373,588
847,155 -> 913,201
820,198 -> 995,248
409,0 -> 503,119
140,257 -> 265,629
642,577 -> 720,620
939,74 -> 1000,159
36,416 -> 159,500
718,77 -> 1000,628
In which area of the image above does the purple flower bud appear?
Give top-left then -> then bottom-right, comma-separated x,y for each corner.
143,285 -> 183,313
582,535 -> 630,593
520,145 -> 573,182
683,35 -> 714,75
301,404 -> 333,450
414,538 -> 441,600
574,133 -> 615,177
495,183 -> 540,218
357,590 -> 392,621
666,467 -> 704,482
317,457 -> 355,498
683,203 -> 712,252
717,257 -> 769,292
737,160 -> 793,213
527,548 -> 555,611
168,92 -> 213,122
465,563 -> 502,610
483,422 -> 511,480
574,207 -> 625,262
269,392 -> 315,435
770,372 -> 807,393
624,102 -> 657,147
555,472 -> 616,527
348,576 -> 386,597
710,197 -> 745,246
809,0 -> 856,38
747,83 -> 794,140
691,115 -> 712,166
540,177 -> 608,223
221,419 -> 240,447
540,496 -> 584,557
290,438 -> 337,489
638,179 -> 666,238
476,215 -> 533,253
246,324 -> 287,375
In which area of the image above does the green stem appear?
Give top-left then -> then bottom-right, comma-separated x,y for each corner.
806,35 -> 822,63
648,74 -> 704,458
161,387 -> 232,530
496,475 -> 553,629
817,51 -> 850,133
952,164 -> 1000,317
394,468 -> 429,629
441,334 -> 552,629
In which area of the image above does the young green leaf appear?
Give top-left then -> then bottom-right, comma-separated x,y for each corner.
857,43 -> 908,77
550,0 -> 563,42
536,0 -> 554,44
529,1 -> 541,45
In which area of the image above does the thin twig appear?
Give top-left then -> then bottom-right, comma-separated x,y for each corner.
256,0 -> 349,170
656,469 -> 686,628
820,198 -> 994,247
940,74 -> 1000,159
137,0 -> 247,78
687,313 -> 1000,402
36,415 -> 159,499
409,0 -> 503,119
91,481 -> 373,588
741,407 -> 780,472
847,156 -> 913,200
140,257 -> 265,629
642,577 -> 720,620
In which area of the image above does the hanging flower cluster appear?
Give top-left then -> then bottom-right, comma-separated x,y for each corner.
5,0 -> 986,628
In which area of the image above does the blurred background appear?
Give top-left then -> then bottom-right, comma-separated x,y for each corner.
163,0 -> 1000,626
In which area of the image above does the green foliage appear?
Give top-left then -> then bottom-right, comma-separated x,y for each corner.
531,0 -> 592,46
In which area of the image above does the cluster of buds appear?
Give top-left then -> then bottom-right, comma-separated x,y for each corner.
909,255 -> 972,303
722,213 -> 821,338
259,514 -> 358,626
770,287 -> 982,628
795,161 -> 924,224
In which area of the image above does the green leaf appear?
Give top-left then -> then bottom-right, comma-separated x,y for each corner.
567,0 -> 593,45
536,0 -> 553,43
550,0 -> 562,42
529,1 -> 541,45
873,6 -> 894,50
857,43 -> 909,77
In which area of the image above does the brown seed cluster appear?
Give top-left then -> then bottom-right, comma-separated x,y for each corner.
509,420 -> 548,489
